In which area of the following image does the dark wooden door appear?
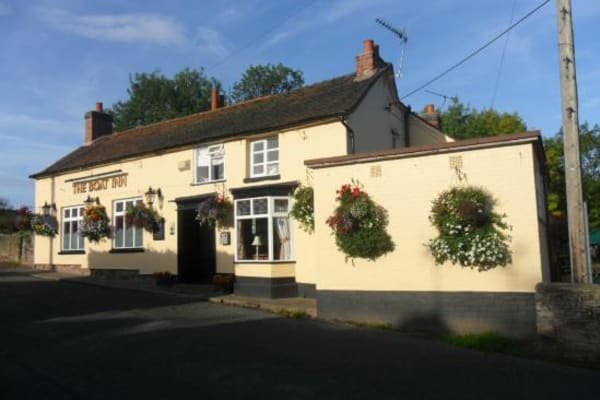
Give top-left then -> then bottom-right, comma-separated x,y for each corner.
177,207 -> 216,283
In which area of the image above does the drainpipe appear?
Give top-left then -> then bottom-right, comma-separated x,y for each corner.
403,104 -> 411,147
341,118 -> 355,154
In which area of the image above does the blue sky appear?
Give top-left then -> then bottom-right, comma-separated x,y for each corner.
0,0 -> 598,208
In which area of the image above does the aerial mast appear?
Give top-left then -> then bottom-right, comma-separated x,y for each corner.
375,18 -> 408,79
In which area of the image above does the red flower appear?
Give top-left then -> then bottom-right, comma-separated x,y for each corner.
352,188 -> 360,198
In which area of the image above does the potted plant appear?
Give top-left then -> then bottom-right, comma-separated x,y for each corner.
126,203 -> 162,233
290,185 -> 314,233
326,181 -> 394,260
80,205 -> 112,242
195,195 -> 233,228
152,271 -> 175,287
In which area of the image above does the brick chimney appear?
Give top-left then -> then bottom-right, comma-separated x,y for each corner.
419,104 -> 440,129
355,39 -> 385,80
84,102 -> 113,145
211,87 -> 221,111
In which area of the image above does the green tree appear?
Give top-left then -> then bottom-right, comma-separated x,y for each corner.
110,68 -> 219,131
544,123 -> 600,230
439,97 -> 527,139
230,63 -> 304,103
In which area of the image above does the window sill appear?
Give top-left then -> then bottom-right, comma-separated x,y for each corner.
58,250 -> 85,255
234,259 -> 295,264
109,248 -> 145,254
190,179 -> 226,186
243,174 -> 281,184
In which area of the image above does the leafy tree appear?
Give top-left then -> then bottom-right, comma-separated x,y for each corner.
0,198 -> 15,234
230,63 -> 304,103
439,97 -> 527,139
110,68 -> 219,131
544,123 -> 600,230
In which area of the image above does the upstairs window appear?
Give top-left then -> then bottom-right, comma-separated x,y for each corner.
250,137 -> 279,177
196,144 -> 224,183
62,206 -> 84,251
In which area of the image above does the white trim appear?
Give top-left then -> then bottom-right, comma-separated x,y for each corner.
195,143 -> 225,184
61,205 -> 85,251
250,137 -> 279,178
113,197 -> 143,249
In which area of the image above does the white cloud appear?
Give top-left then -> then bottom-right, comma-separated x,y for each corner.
0,1 -> 12,16
38,8 -> 186,46
194,27 -> 228,57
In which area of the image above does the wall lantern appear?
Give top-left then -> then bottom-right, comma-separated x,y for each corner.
42,201 -> 57,217
84,195 -> 99,208
145,186 -> 162,207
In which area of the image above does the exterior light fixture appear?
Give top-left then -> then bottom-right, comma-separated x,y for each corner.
145,186 -> 162,207
42,201 -> 51,216
84,195 -> 99,208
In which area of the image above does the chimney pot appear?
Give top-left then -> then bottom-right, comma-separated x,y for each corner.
426,104 -> 435,114
364,39 -> 375,53
95,102 -> 103,112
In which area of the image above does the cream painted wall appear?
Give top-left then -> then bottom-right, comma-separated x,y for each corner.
310,142 -> 548,293
408,116 -> 454,146
33,121 -> 347,280
346,76 -> 404,152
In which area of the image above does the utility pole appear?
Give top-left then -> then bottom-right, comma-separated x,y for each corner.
556,0 -> 589,283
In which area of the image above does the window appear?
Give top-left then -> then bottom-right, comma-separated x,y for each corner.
62,206 -> 84,251
196,144 -> 224,183
235,197 -> 292,261
250,137 -> 279,177
113,198 -> 143,249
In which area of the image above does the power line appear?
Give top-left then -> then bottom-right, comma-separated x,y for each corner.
401,0 -> 551,100
490,0 -> 518,108
205,0 -> 318,74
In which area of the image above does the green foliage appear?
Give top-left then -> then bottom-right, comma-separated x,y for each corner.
544,123 -> 600,230
0,200 -> 17,234
426,186 -> 512,271
442,332 -> 511,353
326,181 -> 395,260
126,203 -> 162,233
195,195 -> 233,228
439,97 -> 526,139
289,185 -> 314,233
230,63 -> 304,103
110,68 -> 219,131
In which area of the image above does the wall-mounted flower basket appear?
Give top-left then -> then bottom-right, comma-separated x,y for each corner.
290,185 -> 314,234
326,181 -> 395,260
426,186 -> 512,271
126,203 -> 162,233
30,214 -> 58,237
195,195 -> 233,228
81,205 -> 111,242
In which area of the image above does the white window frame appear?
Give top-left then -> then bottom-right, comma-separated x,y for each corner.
234,196 -> 293,262
250,137 -> 279,178
195,143 -> 225,184
113,198 -> 144,249
62,205 -> 85,251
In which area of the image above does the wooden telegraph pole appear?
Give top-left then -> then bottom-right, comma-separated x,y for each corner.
556,0 -> 589,283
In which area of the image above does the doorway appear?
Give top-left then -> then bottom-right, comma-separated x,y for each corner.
177,205 -> 216,283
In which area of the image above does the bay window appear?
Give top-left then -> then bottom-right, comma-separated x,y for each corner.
250,137 -> 279,177
113,198 -> 143,249
62,205 -> 84,251
196,143 -> 225,183
235,196 -> 292,261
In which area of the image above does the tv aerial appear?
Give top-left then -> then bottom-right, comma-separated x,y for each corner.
375,18 -> 408,79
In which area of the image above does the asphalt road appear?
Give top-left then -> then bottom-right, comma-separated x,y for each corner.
1,268 -> 598,400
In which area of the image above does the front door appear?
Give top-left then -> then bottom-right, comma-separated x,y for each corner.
177,207 -> 216,283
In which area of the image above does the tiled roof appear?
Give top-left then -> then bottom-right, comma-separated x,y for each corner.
31,66 -> 389,178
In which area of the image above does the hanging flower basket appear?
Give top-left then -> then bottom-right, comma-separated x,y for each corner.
326,181 -> 395,260
290,185 -> 314,234
126,203 -> 162,233
195,195 -> 233,228
80,205 -> 111,242
30,214 -> 58,237
425,186 -> 512,271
